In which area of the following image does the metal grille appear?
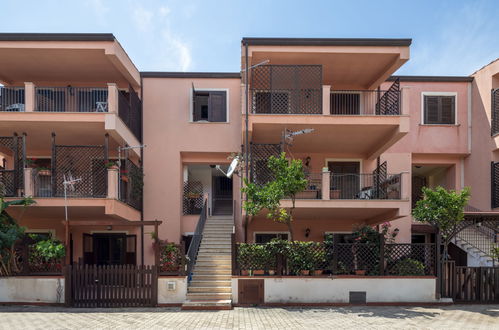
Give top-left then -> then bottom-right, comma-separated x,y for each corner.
372,161 -> 388,199
330,90 -> 400,115
35,87 -> 108,112
250,143 -> 282,185
296,172 -> 322,199
119,158 -> 143,210
0,87 -> 25,111
53,145 -> 107,197
118,88 -> 143,141
235,242 -> 436,276
492,89 -> 499,136
183,181 -> 204,214
492,162 -> 499,208
376,79 -> 400,115
330,173 -> 401,199
0,135 -> 24,197
251,65 -> 322,114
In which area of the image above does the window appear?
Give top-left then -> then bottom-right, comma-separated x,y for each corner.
255,233 -> 288,243
192,90 -> 227,122
423,94 -> 456,125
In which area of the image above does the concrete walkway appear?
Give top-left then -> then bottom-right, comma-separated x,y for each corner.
0,305 -> 497,329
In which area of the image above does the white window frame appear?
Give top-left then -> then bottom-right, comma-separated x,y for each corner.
420,92 -> 458,125
330,91 -> 364,115
189,88 -> 230,123
253,231 -> 291,243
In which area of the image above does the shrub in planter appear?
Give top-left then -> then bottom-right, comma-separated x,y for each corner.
159,242 -> 182,273
394,258 -> 425,276
288,241 -> 316,275
29,239 -> 65,273
237,244 -> 273,275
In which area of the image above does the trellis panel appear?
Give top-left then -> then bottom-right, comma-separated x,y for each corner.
376,79 -> 400,115
250,143 -> 282,185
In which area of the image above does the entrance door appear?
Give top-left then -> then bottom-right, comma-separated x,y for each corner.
328,161 -> 360,199
212,175 -> 233,215
93,234 -> 127,265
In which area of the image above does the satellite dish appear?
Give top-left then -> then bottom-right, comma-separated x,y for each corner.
215,157 -> 240,178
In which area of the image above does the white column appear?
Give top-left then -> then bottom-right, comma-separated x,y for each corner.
322,85 -> 331,116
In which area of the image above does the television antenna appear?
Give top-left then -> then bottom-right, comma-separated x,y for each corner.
62,172 -> 82,222
282,128 -> 315,147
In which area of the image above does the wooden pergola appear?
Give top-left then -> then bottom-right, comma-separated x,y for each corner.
62,219 -> 163,267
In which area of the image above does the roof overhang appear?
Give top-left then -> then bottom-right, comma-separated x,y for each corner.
0,33 -> 140,89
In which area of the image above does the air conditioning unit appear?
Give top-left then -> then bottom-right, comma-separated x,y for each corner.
167,281 -> 176,291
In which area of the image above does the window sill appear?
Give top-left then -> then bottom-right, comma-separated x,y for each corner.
419,124 -> 460,127
189,121 -> 230,124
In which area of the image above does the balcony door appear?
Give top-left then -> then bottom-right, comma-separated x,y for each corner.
328,161 -> 360,199
82,233 -> 136,265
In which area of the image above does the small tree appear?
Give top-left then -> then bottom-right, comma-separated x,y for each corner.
412,186 -> 470,259
0,197 -> 35,275
242,153 -> 307,241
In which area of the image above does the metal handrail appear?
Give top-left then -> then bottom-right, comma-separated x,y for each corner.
186,198 -> 208,281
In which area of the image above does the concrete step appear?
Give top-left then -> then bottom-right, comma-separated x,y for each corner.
195,256 -> 232,263
188,286 -> 232,293
198,248 -> 231,253
191,274 -> 232,281
192,269 -> 232,275
195,261 -> 231,268
200,243 -> 232,248
186,292 -> 232,300
181,299 -> 232,310
190,280 -> 232,287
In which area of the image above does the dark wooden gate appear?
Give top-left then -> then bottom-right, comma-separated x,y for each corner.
442,261 -> 499,303
65,264 -> 158,307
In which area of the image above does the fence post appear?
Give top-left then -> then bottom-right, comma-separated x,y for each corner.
435,229 -> 442,299
379,233 -> 385,276
64,265 -> 72,306
332,234 -> 339,275
231,233 -> 237,275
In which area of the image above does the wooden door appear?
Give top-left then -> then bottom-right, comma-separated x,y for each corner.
238,279 -> 264,305
328,161 -> 360,199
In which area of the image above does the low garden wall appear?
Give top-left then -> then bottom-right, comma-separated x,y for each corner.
158,276 -> 188,305
0,277 -> 65,304
232,276 -> 437,304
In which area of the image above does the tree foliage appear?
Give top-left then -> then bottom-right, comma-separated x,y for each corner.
242,153 -> 307,241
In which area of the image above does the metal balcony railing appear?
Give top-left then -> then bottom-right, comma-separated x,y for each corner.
118,89 -> 142,141
250,65 -> 322,114
330,89 -> 400,115
296,172 -> 322,199
35,87 -> 108,112
492,89 -> 499,136
0,86 -> 25,111
330,173 -> 402,200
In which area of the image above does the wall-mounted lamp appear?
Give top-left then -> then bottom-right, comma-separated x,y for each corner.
107,225 -> 113,231
305,228 -> 311,238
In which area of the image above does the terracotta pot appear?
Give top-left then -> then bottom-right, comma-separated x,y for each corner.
300,270 -> 310,276
330,190 -> 341,199
253,269 -> 264,276
355,270 -> 366,276
313,270 -> 323,276
37,169 -> 51,176
268,270 -> 276,276
241,270 -> 249,276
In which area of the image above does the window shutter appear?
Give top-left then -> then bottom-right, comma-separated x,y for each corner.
208,91 -> 227,122
193,93 -> 202,121
440,96 -> 455,124
424,96 -> 439,124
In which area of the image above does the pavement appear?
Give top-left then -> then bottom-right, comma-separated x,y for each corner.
0,304 -> 497,329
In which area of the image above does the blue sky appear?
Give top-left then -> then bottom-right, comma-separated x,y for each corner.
1,0 -> 498,76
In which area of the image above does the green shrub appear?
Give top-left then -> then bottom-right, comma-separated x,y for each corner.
237,243 -> 274,270
394,258 -> 425,276
31,239 -> 65,261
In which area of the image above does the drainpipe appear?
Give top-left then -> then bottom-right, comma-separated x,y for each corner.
140,75 -> 145,266
244,42 -> 249,243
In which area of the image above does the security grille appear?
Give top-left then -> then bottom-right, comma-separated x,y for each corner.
376,79 -> 400,115
250,143 -> 282,185
119,158 -> 143,210
492,161 -> 499,208
251,65 -> 322,114
52,145 -> 107,197
0,135 -> 24,197
183,181 -> 204,214
492,89 -> 499,136
372,161 -> 387,199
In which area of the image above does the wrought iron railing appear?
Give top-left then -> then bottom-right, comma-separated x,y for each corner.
330,89 -> 400,115
0,170 -> 16,197
454,224 -> 498,258
250,143 -> 282,185
492,89 -> 499,136
119,158 -> 143,210
118,89 -> 142,141
35,87 -> 108,112
250,65 -> 322,114
33,169 -> 52,197
234,241 -> 436,276
330,173 -> 402,199
183,181 -> 204,215
296,172 -> 322,199
0,86 -> 25,111
491,162 -> 499,208
186,199 -> 207,281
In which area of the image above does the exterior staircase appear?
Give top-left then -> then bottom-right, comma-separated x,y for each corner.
453,226 -> 497,267
182,215 -> 233,310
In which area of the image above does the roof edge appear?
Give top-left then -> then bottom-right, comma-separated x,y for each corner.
242,37 -> 412,47
141,72 -> 241,79
388,75 -> 474,82
0,33 -> 116,41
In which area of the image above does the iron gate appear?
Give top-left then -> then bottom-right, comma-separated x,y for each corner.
66,264 -> 158,307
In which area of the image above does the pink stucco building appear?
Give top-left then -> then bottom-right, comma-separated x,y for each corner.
0,34 -> 497,307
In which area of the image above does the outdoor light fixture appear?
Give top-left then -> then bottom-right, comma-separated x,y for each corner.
305,228 -> 311,238
107,225 -> 113,231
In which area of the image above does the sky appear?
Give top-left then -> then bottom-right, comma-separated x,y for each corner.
0,0 -> 498,76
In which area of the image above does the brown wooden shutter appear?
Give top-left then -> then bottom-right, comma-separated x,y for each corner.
193,92 -> 202,121
440,96 -> 455,124
424,95 -> 439,124
208,91 -> 227,122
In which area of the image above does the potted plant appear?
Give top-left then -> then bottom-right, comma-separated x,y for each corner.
121,169 -> 129,182
25,158 -> 37,169
313,246 -> 326,275
104,161 -> 119,170
252,245 -> 266,275
36,166 -> 51,176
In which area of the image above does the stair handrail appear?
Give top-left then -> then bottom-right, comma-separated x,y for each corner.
455,226 -> 495,257
186,198 -> 208,281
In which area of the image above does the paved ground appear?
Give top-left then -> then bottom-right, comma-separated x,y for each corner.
0,305 -> 497,329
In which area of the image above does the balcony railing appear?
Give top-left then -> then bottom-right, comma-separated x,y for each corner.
330,89 -> 400,115
35,87 -> 108,112
250,65 -> 322,114
330,173 -> 401,200
118,89 -> 142,141
492,88 -> 499,136
0,86 -> 25,111
296,172 -> 322,199
0,170 -> 17,197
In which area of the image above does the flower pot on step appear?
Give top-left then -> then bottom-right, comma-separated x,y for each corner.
355,270 -> 366,276
300,270 -> 310,276
253,269 -> 264,276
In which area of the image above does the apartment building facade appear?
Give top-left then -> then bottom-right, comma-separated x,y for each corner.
0,33 -> 497,307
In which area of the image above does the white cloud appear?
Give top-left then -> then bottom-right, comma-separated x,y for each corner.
161,30 -> 192,71
132,6 -> 154,32
85,0 -> 110,24
159,6 -> 171,17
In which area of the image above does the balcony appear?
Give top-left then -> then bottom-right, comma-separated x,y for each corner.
247,65 -> 409,159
